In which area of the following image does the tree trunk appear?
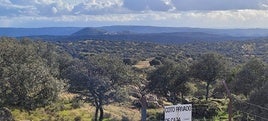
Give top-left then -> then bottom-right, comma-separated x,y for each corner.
94,106 -> 99,121
141,107 -> 146,121
94,103 -> 104,121
140,95 -> 147,121
181,92 -> 184,103
206,82 -> 210,101
99,106 -> 104,121
98,96 -> 104,121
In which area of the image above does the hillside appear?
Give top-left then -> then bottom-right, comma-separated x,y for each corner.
71,28 -> 245,44
2,26 -> 268,44
97,25 -> 268,37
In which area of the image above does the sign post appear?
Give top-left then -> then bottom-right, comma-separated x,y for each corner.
165,104 -> 192,121
222,80 -> 232,121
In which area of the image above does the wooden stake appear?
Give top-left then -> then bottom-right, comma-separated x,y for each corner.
222,80 -> 232,121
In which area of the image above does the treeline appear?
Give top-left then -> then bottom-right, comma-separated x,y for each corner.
0,37 -> 267,120
56,39 -> 268,64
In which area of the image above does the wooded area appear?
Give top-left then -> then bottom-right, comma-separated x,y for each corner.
0,37 -> 267,121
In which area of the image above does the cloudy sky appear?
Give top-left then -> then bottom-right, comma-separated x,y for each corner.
1,0 -> 268,28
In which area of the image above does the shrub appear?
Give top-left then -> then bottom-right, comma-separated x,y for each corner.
71,97 -> 83,109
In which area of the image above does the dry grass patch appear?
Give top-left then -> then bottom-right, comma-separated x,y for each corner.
133,60 -> 151,69
104,104 -> 140,121
134,57 -> 155,69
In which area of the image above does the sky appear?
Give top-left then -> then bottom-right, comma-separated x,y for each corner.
1,0 -> 268,28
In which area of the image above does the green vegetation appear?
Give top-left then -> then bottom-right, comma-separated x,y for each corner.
190,53 -> 226,101
0,37 -> 267,120
147,59 -> 190,104
61,55 -> 133,121
0,38 -> 65,111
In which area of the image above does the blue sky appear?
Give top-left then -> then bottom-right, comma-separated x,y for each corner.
1,0 -> 268,28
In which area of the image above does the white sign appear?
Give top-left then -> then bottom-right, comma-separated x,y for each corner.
165,104 -> 192,121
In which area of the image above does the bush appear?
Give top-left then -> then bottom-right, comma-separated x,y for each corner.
0,38 -> 66,110
0,107 -> 14,121
74,116 -> 81,121
149,59 -> 161,66
192,99 -> 224,119
71,97 -> 83,109
147,111 -> 164,121
121,116 -> 130,121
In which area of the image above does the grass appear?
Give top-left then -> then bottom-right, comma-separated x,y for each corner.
11,94 -> 141,121
104,104 -> 140,121
11,104 -> 94,121
12,104 -> 141,121
10,92 -> 230,121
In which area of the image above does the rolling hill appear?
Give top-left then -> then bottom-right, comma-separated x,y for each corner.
1,26 -> 268,44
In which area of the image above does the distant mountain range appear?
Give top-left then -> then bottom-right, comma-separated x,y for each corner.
0,26 -> 268,44
94,26 -> 268,37
0,27 -> 82,37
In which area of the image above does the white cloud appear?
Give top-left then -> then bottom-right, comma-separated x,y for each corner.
1,0 -> 268,28
171,0 -> 264,11
0,16 -> 12,27
0,0 -> 36,16
259,0 -> 268,9
1,9 -> 268,28
161,0 -> 176,11
176,9 -> 268,28
52,7 -> 58,14
123,0 -> 172,11
1,0 -> 126,16
0,0 -> 11,4
72,0 -> 126,15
